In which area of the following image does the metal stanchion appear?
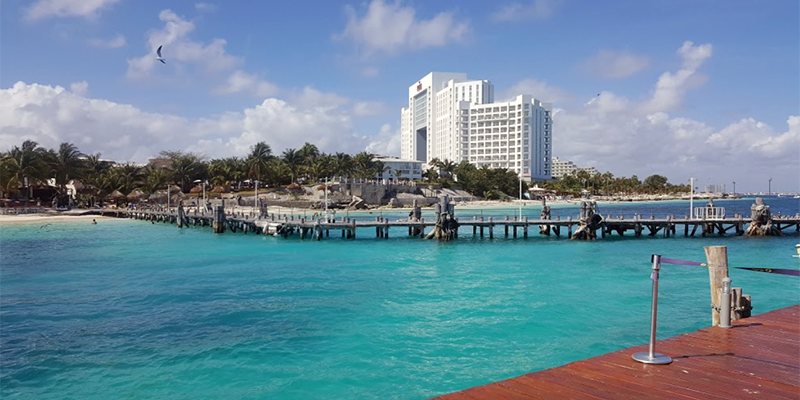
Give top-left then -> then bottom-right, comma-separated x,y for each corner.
720,277 -> 732,328
632,254 -> 673,364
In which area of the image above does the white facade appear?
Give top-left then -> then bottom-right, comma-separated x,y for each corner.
373,156 -> 423,181
401,72 -> 552,181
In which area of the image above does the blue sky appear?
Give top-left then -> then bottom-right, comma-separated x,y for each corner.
1,0 -> 798,192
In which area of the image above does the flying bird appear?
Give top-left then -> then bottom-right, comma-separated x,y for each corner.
156,45 -> 166,64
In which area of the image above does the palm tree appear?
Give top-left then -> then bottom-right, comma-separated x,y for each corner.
332,152 -> 353,180
304,155 -> 331,182
282,148 -> 303,183
439,159 -> 457,178
298,142 -> 319,160
140,166 -> 170,195
265,158 -> 290,186
244,142 -> 273,186
0,158 -> 11,197
113,163 -> 144,194
46,143 -> 86,195
209,157 -> 244,189
352,151 -> 376,179
0,140 -> 49,200
170,154 -> 205,192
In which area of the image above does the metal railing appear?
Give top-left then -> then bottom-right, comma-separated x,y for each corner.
694,206 -> 726,220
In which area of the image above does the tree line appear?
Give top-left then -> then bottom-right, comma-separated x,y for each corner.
537,169 -> 690,196
0,140 -> 689,203
0,140 -> 390,202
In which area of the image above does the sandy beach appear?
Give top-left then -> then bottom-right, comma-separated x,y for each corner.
0,214 -> 117,224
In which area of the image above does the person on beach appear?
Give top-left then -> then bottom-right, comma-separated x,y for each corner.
91,219 -> 97,224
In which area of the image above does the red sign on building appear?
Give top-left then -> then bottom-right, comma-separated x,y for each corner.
417,82 -> 422,91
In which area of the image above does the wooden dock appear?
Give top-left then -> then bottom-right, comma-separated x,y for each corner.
100,208 -> 800,240
430,304 -> 800,400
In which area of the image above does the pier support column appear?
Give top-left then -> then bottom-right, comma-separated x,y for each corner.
704,246 -> 729,327
212,202 -> 225,234
177,204 -> 184,228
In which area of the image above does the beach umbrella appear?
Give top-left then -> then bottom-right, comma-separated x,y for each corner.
78,184 -> 99,195
211,185 -> 227,193
168,185 -> 182,194
190,185 -> 203,193
127,188 -> 145,201
286,182 -> 302,191
109,189 -> 125,200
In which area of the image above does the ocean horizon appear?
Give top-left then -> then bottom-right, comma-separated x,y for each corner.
2,197 -> 799,399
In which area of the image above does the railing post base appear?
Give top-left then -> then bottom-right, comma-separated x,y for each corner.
632,352 -> 672,365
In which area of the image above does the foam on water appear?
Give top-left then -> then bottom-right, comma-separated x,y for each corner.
2,198 -> 799,399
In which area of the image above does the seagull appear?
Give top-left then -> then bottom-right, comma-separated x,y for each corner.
156,45 -> 166,64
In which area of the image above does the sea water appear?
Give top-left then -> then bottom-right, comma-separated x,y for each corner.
2,197 -> 799,400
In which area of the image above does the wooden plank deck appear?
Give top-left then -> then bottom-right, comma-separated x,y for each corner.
430,305 -> 800,400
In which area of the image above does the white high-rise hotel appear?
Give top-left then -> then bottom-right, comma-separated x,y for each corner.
400,72 -> 552,181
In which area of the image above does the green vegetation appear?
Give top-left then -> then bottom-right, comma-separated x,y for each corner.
0,140 -> 689,203
539,170 -> 690,197
0,140 -> 387,203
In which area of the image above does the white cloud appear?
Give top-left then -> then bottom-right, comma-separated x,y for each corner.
25,0 -> 119,21
213,99 -> 365,157
213,70 -> 279,98
127,9 -> 241,78
540,41 -> 799,189
87,33 -> 127,49
365,124 -> 400,156
286,86 -> 390,117
491,0 -> 558,22
289,86 -> 351,111
580,50 -> 650,79
70,81 -> 88,96
0,81 -> 390,163
195,3 -> 216,12
500,79 -> 571,105
641,41 -> 712,113
337,0 -> 469,55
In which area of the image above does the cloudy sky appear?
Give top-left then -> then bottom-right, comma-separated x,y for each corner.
1,0 -> 798,192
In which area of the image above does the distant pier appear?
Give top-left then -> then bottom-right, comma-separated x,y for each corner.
98,207 -> 800,241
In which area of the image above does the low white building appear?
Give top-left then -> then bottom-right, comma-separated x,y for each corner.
373,156 -> 423,181
551,157 -> 598,178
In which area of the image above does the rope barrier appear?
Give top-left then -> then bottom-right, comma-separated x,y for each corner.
660,257 -> 800,276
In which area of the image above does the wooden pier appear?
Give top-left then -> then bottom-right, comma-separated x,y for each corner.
100,208 -> 800,240
430,304 -> 800,400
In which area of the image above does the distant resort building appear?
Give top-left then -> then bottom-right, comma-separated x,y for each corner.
551,157 -> 598,178
400,72 -> 552,182
705,183 -> 727,194
373,156 -> 423,181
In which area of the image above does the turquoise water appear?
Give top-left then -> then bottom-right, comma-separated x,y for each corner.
2,198 -> 799,400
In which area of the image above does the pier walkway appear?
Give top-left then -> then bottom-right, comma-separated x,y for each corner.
99,208 -> 800,240
430,304 -> 800,400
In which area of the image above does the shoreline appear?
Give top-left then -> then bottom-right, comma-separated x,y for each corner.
0,214 -> 117,224
0,196 -> 738,224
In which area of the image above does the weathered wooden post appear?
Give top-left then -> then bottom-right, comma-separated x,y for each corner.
704,245 -> 729,326
523,217 -> 528,238
212,200 -> 226,233
177,203 -> 184,228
